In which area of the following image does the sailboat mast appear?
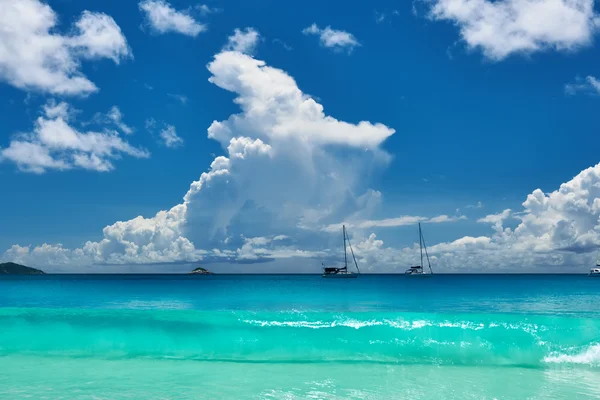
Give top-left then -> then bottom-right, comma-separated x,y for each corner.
343,225 -> 348,269
422,228 -> 432,274
419,223 -> 424,268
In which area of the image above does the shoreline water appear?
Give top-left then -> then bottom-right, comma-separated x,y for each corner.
1,274 -> 599,399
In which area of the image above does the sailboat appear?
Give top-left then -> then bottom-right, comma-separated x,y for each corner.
322,225 -> 360,278
405,222 -> 433,277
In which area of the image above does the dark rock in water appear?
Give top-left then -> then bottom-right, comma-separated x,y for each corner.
189,267 -> 213,275
0,262 -> 45,275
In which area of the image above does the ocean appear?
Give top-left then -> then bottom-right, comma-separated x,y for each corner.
0,274 -> 599,399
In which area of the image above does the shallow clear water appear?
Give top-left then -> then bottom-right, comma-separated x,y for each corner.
1,274 -> 599,399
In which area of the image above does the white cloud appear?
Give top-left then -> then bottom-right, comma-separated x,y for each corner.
146,120 -> 183,148
0,0 -> 131,95
89,106 -> 134,135
235,236 -> 325,260
159,125 -> 184,148
304,162 -> 600,273
323,214 -> 466,232
196,4 -> 222,15
375,11 -> 386,23
465,201 -> 484,209
68,11 -> 132,63
106,106 -> 134,134
565,75 -> 600,95
43,100 -> 74,120
273,39 -> 293,51
477,209 -> 512,231
139,0 -> 206,37
379,163 -> 600,271
206,52 -> 394,148
223,28 -> 261,55
0,142 -> 68,174
145,118 -> 157,131
0,101 -> 149,173
302,24 -> 360,53
2,50 -> 395,268
6,159 -> 600,272
168,93 -> 188,104
426,0 -> 600,60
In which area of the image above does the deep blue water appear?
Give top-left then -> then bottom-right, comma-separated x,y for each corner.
1,274 -> 598,316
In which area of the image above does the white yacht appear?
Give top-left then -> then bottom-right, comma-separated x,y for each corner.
322,225 -> 360,278
405,223 -> 433,277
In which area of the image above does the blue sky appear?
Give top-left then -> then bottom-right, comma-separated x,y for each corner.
1,0 -> 600,272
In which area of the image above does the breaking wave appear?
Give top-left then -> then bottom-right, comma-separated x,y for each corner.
0,308 -> 598,368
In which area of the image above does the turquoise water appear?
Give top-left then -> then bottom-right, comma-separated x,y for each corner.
1,275 -> 599,399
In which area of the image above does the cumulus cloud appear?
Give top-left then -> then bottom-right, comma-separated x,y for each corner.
1,50 -> 395,268
295,162 -> 600,273
139,0 -> 206,37
0,0 -> 131,95
426,0 -> 600,60
361,163 -> 600,272
0,101 -> 149,173
223,28 -> 261,55
206,52 -> 393,149
7,155 -> 600,272
159,125 -> 184,148
565,75 -> 600,95
477,209 -> 512,231
302,24 -> 360,53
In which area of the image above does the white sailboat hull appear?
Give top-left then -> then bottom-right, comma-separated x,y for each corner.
322,273 -> 358,278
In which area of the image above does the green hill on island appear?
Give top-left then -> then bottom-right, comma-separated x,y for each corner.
0,262 -> 45,275
189,267 -> 212,274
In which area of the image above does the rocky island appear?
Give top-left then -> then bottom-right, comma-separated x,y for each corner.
189,267 -> 213,275
0,262 -> 45,275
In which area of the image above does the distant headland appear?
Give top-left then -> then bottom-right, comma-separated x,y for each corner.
0,262 -> 45,275
189,267 -> 213,275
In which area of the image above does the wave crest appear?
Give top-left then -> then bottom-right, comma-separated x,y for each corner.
0,308 -> 598,368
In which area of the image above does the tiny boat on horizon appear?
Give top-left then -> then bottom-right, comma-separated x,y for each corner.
322,225 -> 360,278
405,222 -> 433,277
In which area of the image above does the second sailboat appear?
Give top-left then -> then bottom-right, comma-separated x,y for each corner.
322,225 -> 360,278
405,222 -> 433,277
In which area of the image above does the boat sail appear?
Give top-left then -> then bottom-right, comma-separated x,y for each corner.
405,222 -> 433,277
322,225 -> 360,278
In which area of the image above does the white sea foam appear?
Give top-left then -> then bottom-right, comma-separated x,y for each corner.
543,344 -> 600,365
243,318 -> 540,332
242,319 -> 385,329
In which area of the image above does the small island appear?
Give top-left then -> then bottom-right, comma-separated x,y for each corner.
0,262 -> 45,275
189,267 -> 213,275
